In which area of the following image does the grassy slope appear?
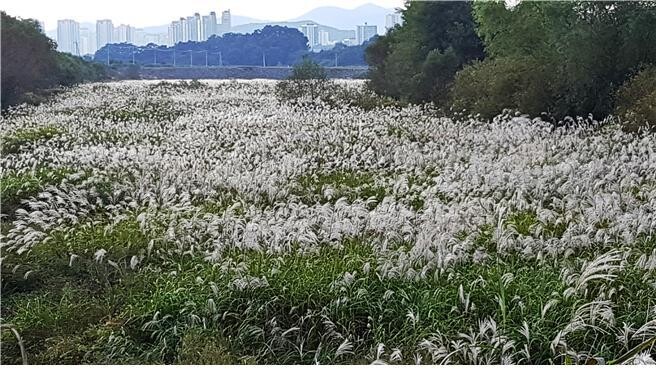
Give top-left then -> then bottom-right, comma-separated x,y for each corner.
2,194 -> 654,364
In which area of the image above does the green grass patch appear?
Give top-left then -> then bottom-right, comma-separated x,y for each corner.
98,100 -> 185,123
1,126 -> 63,155
2,216 -> 654,364
0,167 -> 75,220
292,170 -> 387,207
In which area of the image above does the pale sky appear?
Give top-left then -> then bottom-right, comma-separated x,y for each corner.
2,0 -> 405,30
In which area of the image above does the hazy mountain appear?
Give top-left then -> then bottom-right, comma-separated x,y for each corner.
289,3 -> 396,32
44,5 -> 389,45
231,21 -> 355,43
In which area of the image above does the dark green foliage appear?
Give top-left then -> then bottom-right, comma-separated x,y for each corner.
365,1 -> 484,104
276,59 -> 402,110
307,41 -> 372,67
365,1 -> 656,124
1,12 -> 106,109
0,167 -> 73,220
2,213 -> 655,364
1,126 -> 64,155
290,58 -> 328,80
615,65 -> 656,132
54,53 -> 107,87
1,12 -> 57,108
275,59 -> 331,101
292,169 -> 387,207
450,56 -> 554,119
455,0 -> 656,121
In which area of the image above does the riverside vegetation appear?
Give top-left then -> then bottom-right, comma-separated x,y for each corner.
1,12 -> 107,109
366,1 -> 656,129
1,80 -> 655,364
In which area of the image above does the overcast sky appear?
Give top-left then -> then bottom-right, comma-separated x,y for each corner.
3,0 -> 405,30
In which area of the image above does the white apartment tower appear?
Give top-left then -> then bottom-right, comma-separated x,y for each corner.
168,21 -> 180,45
114,24 -> 133,43
180,17 -> 189,42
57,19 -> 81,55
186,15 -> 199,41
319,30 -> 330,46
356,23 -> 377,45
96,19 -> 114,49
300,23 -> 319,47
79,27 -> 96,55
385,13 -> 402,31
202,12 -> 218,40
168,9 -> 228,43
221,10 -> 231,31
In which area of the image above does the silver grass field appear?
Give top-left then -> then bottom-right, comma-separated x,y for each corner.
0,80 -> 655,364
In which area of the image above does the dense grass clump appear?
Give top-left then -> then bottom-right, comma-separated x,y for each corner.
1,126 -> 63,155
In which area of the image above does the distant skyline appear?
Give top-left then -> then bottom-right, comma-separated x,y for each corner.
3,0 -> 404,30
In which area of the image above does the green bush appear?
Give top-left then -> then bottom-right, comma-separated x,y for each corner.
615,65 -> 656,132
449,56 -> 555,120
276,59 -> 400,110
275,59 -> 332,102
365,1 -> 484,104
470,1 -> 656,121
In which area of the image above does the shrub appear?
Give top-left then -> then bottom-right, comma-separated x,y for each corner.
449,56 -> 555,120
276,59 -> 400,110
275,59 -> 332,102
615,65 -> 656,132
365,1 -> 484,104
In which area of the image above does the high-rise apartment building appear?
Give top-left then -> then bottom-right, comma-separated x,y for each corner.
356,23 -> 377,45
180,17 -> 189,42
385,13 -> 402,31
79,27 -> 96,55
168,9 -> 228,43
186,15 -> 199,41
300,23 -> 319,47
96,19 -> 114,49
57,19 -> 80,55
114,24 -> 133,43
133,28 -> 146,45
168,21 -> 179,45
318,30 -> 330,46
208,12 -> 217,36
221,10 -> 231,32
202,12 -> 217,40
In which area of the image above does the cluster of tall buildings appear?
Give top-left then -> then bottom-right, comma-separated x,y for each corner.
299,11 -> 400,50
56,19 -> 168,56
167,10 -> 231,44
56,20 -> 81,55
54,9 -> 401,56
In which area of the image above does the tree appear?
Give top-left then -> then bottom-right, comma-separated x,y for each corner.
1,12 -> 58,107
2,12 -> 106,108
467,0 -> 656,119
365,1 -> 484,104
275,58 -> 332,102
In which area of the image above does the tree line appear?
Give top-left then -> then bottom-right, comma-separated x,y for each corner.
1,12 -> 106,109
94,26 -> 369,67
365,0 -> 656,128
